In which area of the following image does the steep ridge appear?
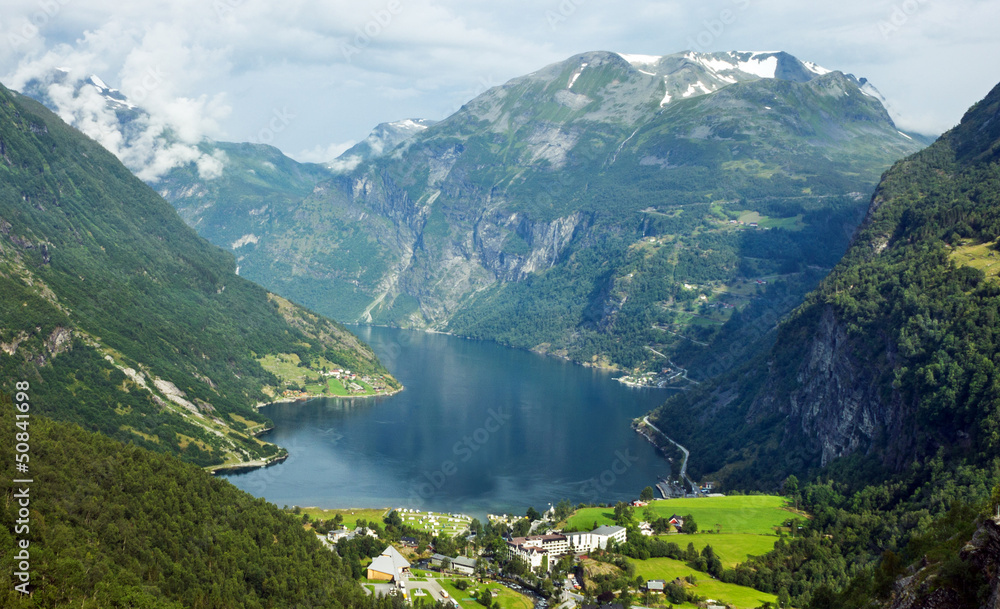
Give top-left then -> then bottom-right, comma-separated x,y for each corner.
0,83 -> 397,470
0,400 -> 377,607
649,80 -> 1000,488
226,50 -> 926,371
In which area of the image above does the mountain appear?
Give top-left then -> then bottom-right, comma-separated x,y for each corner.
616,80 -> 1000,609
15,52 -> 927,373
0,83 -> 398,470
155,140 -> 334,271
330,118 -> 437,171
647,79 -> 1000,488
219,50 -> 927,371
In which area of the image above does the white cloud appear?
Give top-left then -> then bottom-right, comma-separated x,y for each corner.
1,0 -> 998,156
293,140 -> 357,164
4,19 -> 233,181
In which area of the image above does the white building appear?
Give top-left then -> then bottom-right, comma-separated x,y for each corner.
565,525 -> 627,552
506,534 -> 569,572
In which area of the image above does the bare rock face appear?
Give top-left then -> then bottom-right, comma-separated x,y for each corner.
747,306 -> 917,469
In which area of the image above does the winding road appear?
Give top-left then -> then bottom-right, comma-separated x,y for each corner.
642,416 -> 696,494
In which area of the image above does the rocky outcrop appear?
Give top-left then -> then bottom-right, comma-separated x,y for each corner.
747,306 -> 916,469
886,518 -> 1000,609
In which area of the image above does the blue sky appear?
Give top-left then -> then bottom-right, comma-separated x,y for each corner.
2,0 -> 998,167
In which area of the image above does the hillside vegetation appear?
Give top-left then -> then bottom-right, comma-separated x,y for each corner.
642,80 -> 1000,607
0,397 -> 414,608
0,83 -> 397,469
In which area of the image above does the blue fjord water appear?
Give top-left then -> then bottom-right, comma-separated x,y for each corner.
221,326 -> 673,518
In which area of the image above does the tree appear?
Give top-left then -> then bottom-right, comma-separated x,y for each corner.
554,499 -> 574,522
513,518 -> 531,537
385,510 -> 403,529
644,506 -> 657,523
526,506 -> 542,521
640,486 -> 655,501
681,514 -> 698,534
441,557 -> 452,573
470,518 -> 484,537
614,502 -> 635,526
784,475 -> 801,510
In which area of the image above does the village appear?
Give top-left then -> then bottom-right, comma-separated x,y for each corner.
303,492 -> 800,609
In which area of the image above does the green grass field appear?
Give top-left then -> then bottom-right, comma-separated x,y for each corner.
566,495 -> 794,535
675,533 -> 779,568
951,240 -> 1000,279
259,353 -> 383,397
733,210 -> 806,231
629,557 -> 777,609
438,580 -> 532,609
297,507 -> 388,528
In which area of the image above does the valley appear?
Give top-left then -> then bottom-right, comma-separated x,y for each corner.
143,51 -> 925,379
3,11 -> 1000,606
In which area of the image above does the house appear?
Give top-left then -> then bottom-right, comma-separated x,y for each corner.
668,515 -> 684,527
431,553 -> 476,575
366,545 -> 411,582
632,500 -> 648,507
401,536 -> 418,547
327,528 -> 354,542
646,580 -> 666,592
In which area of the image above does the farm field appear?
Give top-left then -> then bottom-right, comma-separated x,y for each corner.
629,557 -> 778,609
564,495 -> 794,535
950,240 -> 1000,279
671,533 -> 779,568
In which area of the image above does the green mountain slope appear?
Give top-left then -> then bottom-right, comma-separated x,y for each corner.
649,79 -> 1000,488
0,400 -> 396,608
154,140 -> 334,272
220,51 -> 925,372
0,83 -> 397,470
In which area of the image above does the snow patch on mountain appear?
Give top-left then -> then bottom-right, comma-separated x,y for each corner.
803,61 -> 832,76
618,53 -> 661,67
735,54 -> 779,78
231,234 -> 260,249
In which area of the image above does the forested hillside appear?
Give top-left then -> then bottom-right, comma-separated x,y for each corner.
0,83 -> 397,469
0,398 -> 413,608
640,79 -> 1000,609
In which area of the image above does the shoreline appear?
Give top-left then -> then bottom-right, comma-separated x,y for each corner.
352,322 -> 628,372
254,385 -> 404,410
223,386 -> 404,475
208,451 -> 289,475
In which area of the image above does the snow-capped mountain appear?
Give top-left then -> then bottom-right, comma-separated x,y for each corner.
329,118 -> 437,172
83,73 -> 138,112
16,69 -> 223,181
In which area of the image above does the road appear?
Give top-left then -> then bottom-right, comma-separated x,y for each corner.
643,347 -> 701,386
643,416 -> 696,494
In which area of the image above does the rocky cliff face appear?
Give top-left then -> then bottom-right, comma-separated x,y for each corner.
651,80 -> 1000,487
887,517 -> 1000,609
224,50 -> 923,372
746,306 -> 917,469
